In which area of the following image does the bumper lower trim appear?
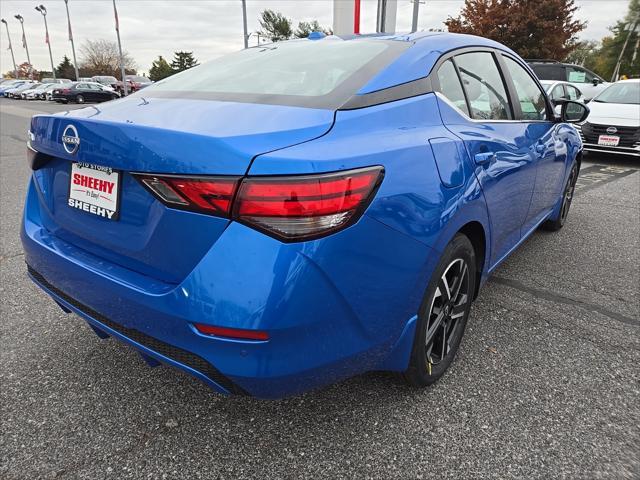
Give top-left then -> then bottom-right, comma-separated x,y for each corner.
27,265 -> 247,396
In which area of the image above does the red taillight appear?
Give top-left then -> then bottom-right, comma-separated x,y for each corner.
193,323 -> 269,341
234,167 -> 383,240
61,89 -> 70,94
133,166 -> 383,241
137,175 -> 240,216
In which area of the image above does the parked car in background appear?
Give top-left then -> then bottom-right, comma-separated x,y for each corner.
23,33 -> 588,399
123,75 -> 153,92
91,75 -> 119,90
539,80 -> 585,115
5,81 -> 38,98
41,78 -> 73,84
21,83 -> 54,100
41,83 -> 60,101
1,80 -> 32,96
575,79 -> 640,157
51,82 -> 120,104
528,60 -> 608,100
78,77 -> 94,82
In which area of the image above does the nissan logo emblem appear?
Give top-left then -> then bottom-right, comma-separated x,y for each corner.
61,124 -> 80,155
606,126 -> 618,135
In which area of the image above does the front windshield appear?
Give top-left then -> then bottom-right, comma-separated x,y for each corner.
593,82 -> 640,104
142,39 -> 408,109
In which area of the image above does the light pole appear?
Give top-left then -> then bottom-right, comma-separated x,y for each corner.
63,0 -> 80,81
35,5 -> 55,79
1,19 -> 18,79
112,0 -> 128,95
14,14 -> 31,75
410,0 -> 425,33
241,0 -> 249,49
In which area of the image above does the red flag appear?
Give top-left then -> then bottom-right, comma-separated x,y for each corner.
114,5 -> 119,31
22,32 -> 26,48
68,21 -> 73,41
45,31 -> 49,44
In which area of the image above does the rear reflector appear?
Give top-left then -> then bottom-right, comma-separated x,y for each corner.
133,166 -> 384,241
193,323 -> 269,341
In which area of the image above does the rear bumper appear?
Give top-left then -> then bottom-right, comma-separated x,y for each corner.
22,176 -> 433,398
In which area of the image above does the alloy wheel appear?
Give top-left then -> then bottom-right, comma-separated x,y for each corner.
425,258 -> 470,373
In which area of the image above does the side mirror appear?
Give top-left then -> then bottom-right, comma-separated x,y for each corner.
592,78 -> 600,86
560,100 -> 589,123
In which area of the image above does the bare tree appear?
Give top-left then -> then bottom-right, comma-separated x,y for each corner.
79,39 -> 136,78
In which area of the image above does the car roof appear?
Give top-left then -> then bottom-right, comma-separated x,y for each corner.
307,32 -> 521,94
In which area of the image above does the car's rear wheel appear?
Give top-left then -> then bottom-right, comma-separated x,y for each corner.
404,233 -> 476,387
76,94 -> 85,104
542,161 -> 578,231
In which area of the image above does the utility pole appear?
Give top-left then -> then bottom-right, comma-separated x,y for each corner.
35,5 -> 55,79
1,19 -> 18,79
64,0 -> 80,81
241,0 -> 249,49
611,17 -> 638,81
112,0 -> 128,95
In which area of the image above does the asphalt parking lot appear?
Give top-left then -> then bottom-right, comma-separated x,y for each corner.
1,98 -> 638,479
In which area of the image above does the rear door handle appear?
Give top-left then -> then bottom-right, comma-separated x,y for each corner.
474,152 -> 496,165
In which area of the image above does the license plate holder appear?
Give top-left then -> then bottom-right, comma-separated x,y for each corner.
68,162 -> 121,220
597,135 -> 620,147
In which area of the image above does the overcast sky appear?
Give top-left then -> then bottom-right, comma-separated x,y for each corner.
0,0 -> 630,75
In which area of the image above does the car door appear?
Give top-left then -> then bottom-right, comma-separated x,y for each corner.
434,51 -> 538,267
500,55 -> 565,231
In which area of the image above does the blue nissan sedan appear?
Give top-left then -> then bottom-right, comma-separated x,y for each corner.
22,32 -> 587,399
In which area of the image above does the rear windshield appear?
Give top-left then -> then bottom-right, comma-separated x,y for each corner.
139,39 -> 408,109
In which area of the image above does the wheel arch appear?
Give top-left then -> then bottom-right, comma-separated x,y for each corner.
458,221 -> 487,300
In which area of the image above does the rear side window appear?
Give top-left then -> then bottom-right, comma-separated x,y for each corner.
503,57 -> 548,121
531,65 -> 566,81
455,52 -> 511,120
566,85 -> 581,100
436,59 -> 470,116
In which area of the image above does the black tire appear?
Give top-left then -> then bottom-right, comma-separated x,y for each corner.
404,233 -> 477,387
542,161 -> 578,232
76,94 -> 85,104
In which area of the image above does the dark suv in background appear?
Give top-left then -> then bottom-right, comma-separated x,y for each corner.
528,60 -> 608,100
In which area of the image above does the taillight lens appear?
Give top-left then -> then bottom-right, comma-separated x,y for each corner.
133,166 -> 383,241
235,167 -> 383,240
136,175 -> 240,216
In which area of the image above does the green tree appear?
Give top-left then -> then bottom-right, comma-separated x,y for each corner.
171,51 -> 199,73
445,0 -> 586,60
55,55 -> 76,80
589,0 -> 639,80
294,20 -> 332,38
149,55 -> 174,81
258,9 -> 293,42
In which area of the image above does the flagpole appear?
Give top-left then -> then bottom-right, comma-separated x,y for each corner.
1,19 -> 18,79
35,5 -> 56,79
63,0 -> 79,81
112,0 -> 128,95
14,14 -> 31,77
